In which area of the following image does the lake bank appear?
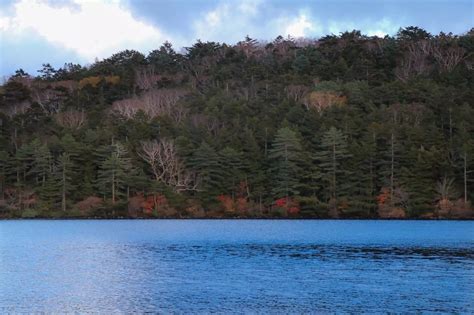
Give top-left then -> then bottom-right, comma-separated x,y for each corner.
3,193 -> 473,220
2,213 -> 474,220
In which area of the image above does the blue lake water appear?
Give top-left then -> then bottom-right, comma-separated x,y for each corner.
0,220 -> 473,313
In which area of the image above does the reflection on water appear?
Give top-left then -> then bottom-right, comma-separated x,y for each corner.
0,220 -> 473,313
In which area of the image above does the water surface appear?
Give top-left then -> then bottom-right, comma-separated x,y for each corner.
1,220 -> 473,313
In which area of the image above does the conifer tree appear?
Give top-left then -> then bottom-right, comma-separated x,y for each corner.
190,142 -> 224,201
29,139 -> 52,186
269,127 -> 304,201
57,153 -> 73,212
97,143 -> 132,204
219,147 -> 244,199
314,127 -> 351,213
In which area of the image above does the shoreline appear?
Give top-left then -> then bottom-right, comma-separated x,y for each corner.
1,216 -> 473,221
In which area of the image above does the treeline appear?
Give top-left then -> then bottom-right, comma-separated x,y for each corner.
0,26 -> 473,219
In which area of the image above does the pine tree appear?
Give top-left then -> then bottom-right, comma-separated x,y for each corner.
346,137 -> 377,216
400,147 -> 437,216
190,142 -> 224,201
29,139 -> 52,186
97,143 -> 132,204
57,153 -> 73,212
0,150 -> 7,201
377,127 -> 401,209
269,127 -> 304,201
314,127 -> 351,214
219,147 -> 245,199
37,173 -> 61,209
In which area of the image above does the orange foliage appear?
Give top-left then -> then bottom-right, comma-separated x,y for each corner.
376,187 -> 390,206
105,75 -> 120,85
75,196 -> 103,214
303,91 -> 347,112
79,75 -> 120,88
377,187 -> 407,218
140,196 -> 154,215
273,197 -> 300,215
217,195 -> 234,212
139,194 -> 169,215
79,76 -> 102,88
217,194 -> 250,213
236,197 -> 248,212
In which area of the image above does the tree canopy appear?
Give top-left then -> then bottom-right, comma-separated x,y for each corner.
0,27 -> 473,219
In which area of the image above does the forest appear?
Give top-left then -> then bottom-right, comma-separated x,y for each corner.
0,26 -> 473,219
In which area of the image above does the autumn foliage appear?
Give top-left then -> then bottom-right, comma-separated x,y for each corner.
79,75 -> 120,88
303,91 -> 347,112
377,187 -> 406,218
273,197 -> 300,215
217,195 -> 249,213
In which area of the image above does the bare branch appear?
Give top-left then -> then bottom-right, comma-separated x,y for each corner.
139,139 -> 197,192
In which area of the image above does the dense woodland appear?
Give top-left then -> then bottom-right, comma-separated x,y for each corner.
0,27 -> 473,219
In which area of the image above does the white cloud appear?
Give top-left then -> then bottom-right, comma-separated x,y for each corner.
192,0 -> 265,44
238,0 -> 263,16
0,0 -> 166,60
327,21 -> 356,35
366,18 -> 398,37
284,13 -> 318,38
192,2 -> 323,44
327,18 -> 398,37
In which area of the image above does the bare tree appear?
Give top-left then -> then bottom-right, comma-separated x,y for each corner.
190,114 -> 222,136
139,139 -> 197,192
135,66 -> 161,91
285,85 -> 309,102
111,88 -> 188,123
0,101 -> 31,118
55,110 -> 86,130
302,91 -> 347,112
433,45 -> 466,72
142,89 -> 188,122
32,88 -> 66,114
111,98 -> 142,119
395,40 -> 433,81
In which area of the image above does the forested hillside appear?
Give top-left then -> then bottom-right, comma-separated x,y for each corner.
1,27 -> 473,219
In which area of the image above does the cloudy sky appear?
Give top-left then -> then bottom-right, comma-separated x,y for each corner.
0,0 -> 472,78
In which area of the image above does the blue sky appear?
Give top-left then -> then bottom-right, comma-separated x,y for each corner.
0,0 -> 472,78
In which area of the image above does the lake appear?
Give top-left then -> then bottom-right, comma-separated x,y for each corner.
0,220 -> 473,313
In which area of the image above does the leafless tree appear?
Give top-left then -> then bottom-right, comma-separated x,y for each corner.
190,114 -> 222,136
302,91 -> 347,112
433,45 -> 466,72
0,101 -> 31,118
395,40 -> 433,81
142,89 -> 188,123
135,66 -> 161,90
55,110 -> 86,130
32,88 -> 65,114
139,139 -> 197,192
111,98 -> 141,119
285,85 -> 309,102
111,88 -> 188,123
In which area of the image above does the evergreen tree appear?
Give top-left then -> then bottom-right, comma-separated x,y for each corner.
37,172 -> 61,209
97,143 -> 132,203
219,147 -> 245,199
56,153 -> 73,212
314,127 -> 351,213
269,127 -> 304,201
0,150 -> 7,200
190,142 -> 224,202
29,139 -> 52,186
400,147 -> 437,215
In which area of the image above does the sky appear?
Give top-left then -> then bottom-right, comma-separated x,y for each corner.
0,0 -> 472,78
